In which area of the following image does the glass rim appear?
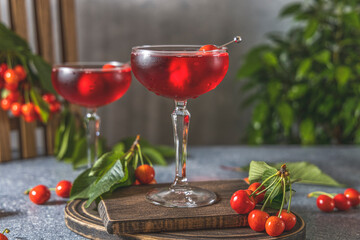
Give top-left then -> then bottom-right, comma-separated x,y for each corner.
52,61 -> 130,71
131,45 -> 228,54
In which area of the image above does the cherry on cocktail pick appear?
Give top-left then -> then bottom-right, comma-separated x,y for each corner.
199,36 -> 242,51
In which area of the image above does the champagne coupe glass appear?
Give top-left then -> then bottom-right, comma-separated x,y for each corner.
131,45 -> 229,207
51,62 -> 131,168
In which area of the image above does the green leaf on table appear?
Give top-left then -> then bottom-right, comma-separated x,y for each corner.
142,147 -> 167,166
273,162 -> 345,187
248,161 -> 277,183
85,160 -> 130,207
89,151 -> 123,178
69,168 -> 97,200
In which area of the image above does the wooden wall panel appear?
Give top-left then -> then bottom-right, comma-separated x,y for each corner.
33,0 -> 54,63
59,0 -> 77,62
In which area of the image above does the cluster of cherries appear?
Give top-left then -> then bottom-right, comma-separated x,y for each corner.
25,180 -> 72,205
309,188 -> 360,212
230,181 -> 296,237
0,63 -> 61,122
0,229 -> 10,240
133,164 -> 157,185
230,164 -> 296,237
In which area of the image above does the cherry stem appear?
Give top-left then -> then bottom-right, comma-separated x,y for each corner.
307,191 -> 335,198
24,189 -> 31,195
2,228 -> 10,234
261,178 -> 281,212
220,36 -> 242,48
287,176 -> 292,213
249,172 -> 278,197
255,176 -> 279,196
136,144 -> 144,166
278,177 -> 286,218
49,188 -> 56,191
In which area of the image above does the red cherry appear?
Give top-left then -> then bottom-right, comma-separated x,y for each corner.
42,93 -> 57,104
55,180 -> 72,198
24,114 -> 36,122
21,103 -> 36,116
29,185 -> 51,204
334,193 -> 351,211
3,69 -> 19,84
244,177 -> 250,184
102,63 -> 116,70
77,74 -> 106,97
278,209 -> 296,231
230,189 -> 256,214
248,182 -> 266,203
133,179 -> 141,185
265,216 -> 285,237
4,82 -> 18,91
10,102 -> 22,116
14,65 -> 26,81
344,188 -> 360,207
0,233 -> 8,240
149,179 -> 157,184
1,98 -> 11,111
7,91 -> 19,102
49,101 -> 61,113
199,44 -> 219,51
248,209 -> 269,232
0,63 -> 8,78
316,195 -> 335,212
135,164 -> 155,184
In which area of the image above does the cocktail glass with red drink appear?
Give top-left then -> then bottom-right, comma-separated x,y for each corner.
131,45 -> 229,207
52,62 -> 131,167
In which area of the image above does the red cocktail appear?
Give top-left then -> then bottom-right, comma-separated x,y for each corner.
131,52 -> 228,100
52,62 -> 131,167
131,45 -> 229,208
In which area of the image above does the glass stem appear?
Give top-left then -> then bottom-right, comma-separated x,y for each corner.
171,100 -> 190,189
84,108 -> 100,168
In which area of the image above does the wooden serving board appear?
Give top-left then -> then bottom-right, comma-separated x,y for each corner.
64,199 -> 306,240
98,180 -> 248,234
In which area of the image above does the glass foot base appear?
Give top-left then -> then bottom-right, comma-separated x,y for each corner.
145,186 -> 217,208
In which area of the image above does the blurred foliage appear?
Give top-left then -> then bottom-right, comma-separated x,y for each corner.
238,0 -> 360,144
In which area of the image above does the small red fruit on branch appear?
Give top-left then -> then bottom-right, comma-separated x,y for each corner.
135,164 -> 155,184
308,188 -> 359,212
28,185 -> 51,205
55,180 -> 73,198
0,228 -> 10,240
265,216 -> 285,237
230,190 -> 256,214
24,180 -> 73,205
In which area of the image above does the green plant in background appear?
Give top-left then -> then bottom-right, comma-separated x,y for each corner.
238,0 -> 360,144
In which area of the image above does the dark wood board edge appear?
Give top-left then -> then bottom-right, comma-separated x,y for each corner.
65,199 -> 306,240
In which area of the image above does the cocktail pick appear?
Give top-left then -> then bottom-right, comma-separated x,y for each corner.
220,36 -> 242,48
199,36 -> 242,51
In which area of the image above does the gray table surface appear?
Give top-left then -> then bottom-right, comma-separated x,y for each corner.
0,146 -> 360,240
